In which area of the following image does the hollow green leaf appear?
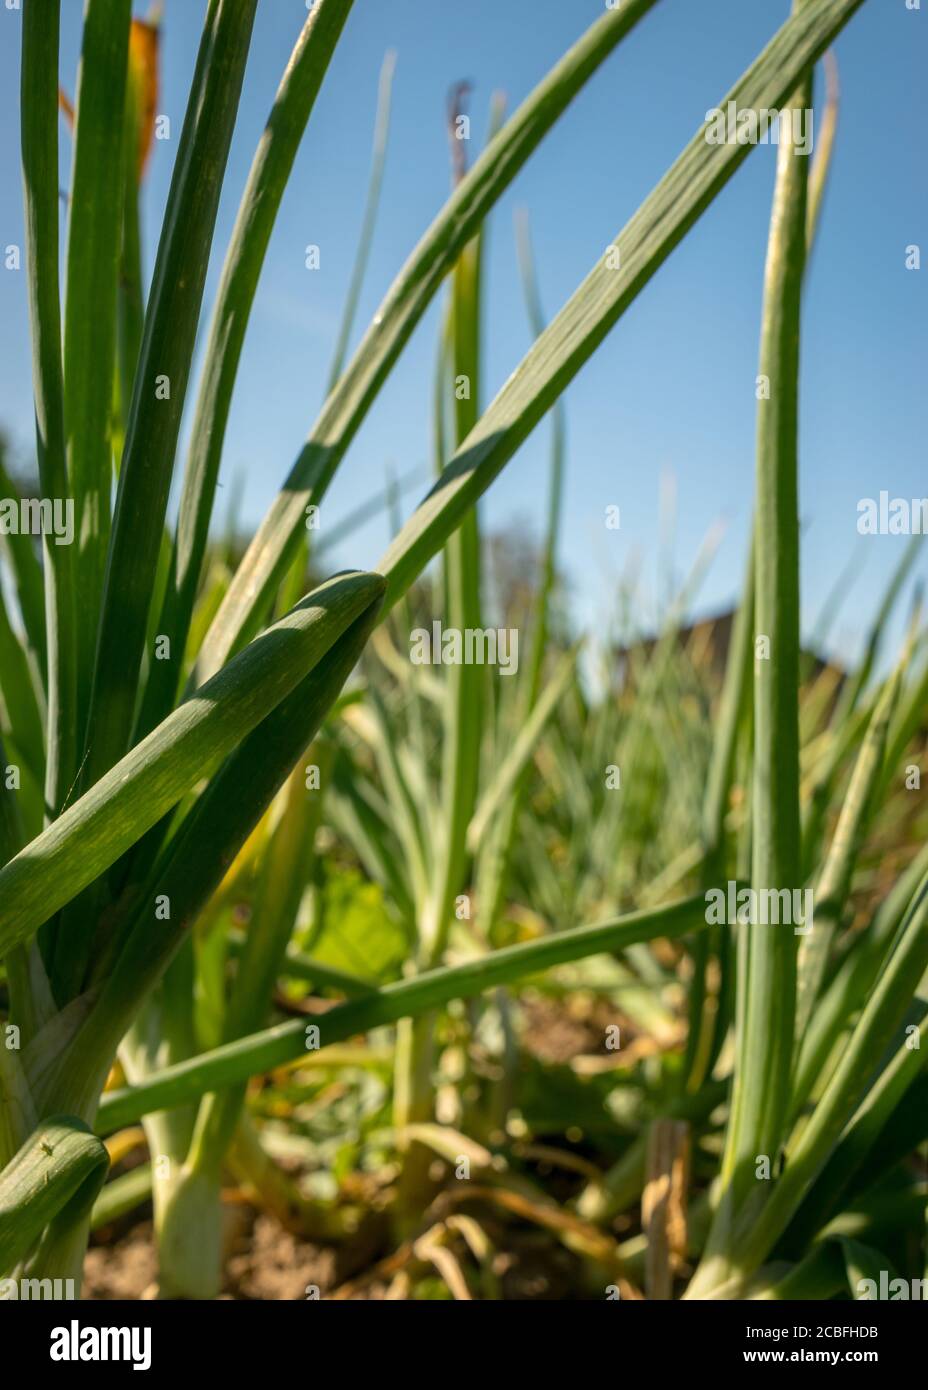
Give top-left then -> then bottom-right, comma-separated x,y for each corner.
20,0 -> 76,814
0,449 -> 46,680
841,1238 -> 901,1300
749,1242 -> 845,1300
192,0 -> 661,683
0,586 -> 44,789
138,0 -> 355,740
467,644 -> 579,853
186,754 -> 332,1170
794,839 -> 928,1110
325,44 -> 394,395
63,0 -> 132,735
0,1118 -> 108,1277
81,0 -> 259,791
716,19 -> 811,1237
688,870 -> 928,1297
0,571 -> 385,958
40,590 -> 385,1120
90,1163 -> 151,1231
795,658 -> 903,1041
376,0 -> 866,614
95,892 -> 707,1131
786,1015 -> 927,1250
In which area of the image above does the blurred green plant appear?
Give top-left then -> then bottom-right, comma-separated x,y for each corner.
4,0 -> 925,1306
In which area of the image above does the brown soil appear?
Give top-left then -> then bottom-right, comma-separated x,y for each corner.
83,996 -> 627,1301
84,1205 -> 582,1301
520,993 -> 634,1065
84,1222 -> 159,1300
85,1214 -> 348,1301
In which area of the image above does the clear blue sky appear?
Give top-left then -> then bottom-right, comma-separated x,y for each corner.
0,0 -> 925,667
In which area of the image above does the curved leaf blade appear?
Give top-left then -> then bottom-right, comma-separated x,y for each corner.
0,1118 -> 108,1276
192,0 -> 661,682
95,893 -> 707,1131
0,571 -> 385,957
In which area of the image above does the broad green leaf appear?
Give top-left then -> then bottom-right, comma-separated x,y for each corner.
298,864 -> 407,984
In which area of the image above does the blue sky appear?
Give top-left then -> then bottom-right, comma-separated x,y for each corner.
0,0 -> 925,666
